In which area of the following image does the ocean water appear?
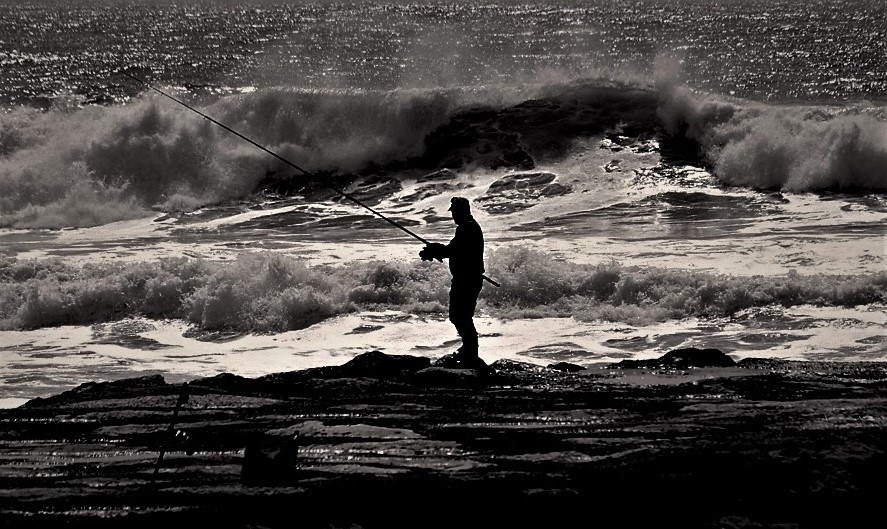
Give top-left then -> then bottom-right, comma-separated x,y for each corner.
1,0 -> 885,406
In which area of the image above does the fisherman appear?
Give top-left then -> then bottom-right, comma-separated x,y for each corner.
420,197 -> 485,364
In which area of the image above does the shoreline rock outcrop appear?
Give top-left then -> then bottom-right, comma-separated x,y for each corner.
4,350 -> 886,529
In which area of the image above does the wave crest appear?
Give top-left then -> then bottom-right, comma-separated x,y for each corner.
3,77 -> 885,230
0,77 -> 659,228
1,249 -> 884,332
658,84 -> 887,191
0,87 -> 467,228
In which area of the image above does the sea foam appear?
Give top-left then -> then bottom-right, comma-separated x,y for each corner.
0,79 -> 633,229
657,81 -> 887,191
2,77 -> 885,230
1,249 -> 884,333
0,87 -> 470,229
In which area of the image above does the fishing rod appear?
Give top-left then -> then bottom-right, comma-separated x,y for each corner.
119,71 -> 500,287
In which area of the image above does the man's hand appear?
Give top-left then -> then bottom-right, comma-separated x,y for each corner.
419,243 -> 446,262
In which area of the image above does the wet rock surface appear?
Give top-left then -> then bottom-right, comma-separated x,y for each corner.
613,347 -> 737,368
476,171 -> 572,214
2,350 -> 885,528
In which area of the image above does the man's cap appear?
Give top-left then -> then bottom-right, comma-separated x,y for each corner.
448,196 -> 470,211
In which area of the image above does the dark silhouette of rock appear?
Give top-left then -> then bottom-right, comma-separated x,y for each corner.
612,347 -> 736,369
241,431 -> 299,485
335,351 -> 431,378
476,171 -> 572,214
431,353 -> 479,369
331,175 -> 402,207
490,359 -> 547,373
426,353 -> 496,382
663,347 -> 736,367
548,362 -> 586,372
260,351 -> 431,385
737,357 -> 797,370
337,350 -> 432,377
412,366 -> 483,387
487,171 -> 559,190
419,107 -> 534,171
23,374 -> 170,407
5,353 -> 886,529
189,372 -> 257,392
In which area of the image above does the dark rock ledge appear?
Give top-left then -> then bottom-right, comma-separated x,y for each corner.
2,349 -> 886,529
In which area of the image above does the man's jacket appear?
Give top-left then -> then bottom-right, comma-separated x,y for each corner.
442,216 -> 485,279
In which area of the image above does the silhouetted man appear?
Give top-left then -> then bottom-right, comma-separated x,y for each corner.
420,197 -> 485,364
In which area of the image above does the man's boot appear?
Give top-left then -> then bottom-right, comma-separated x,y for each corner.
454,344 -> 478,363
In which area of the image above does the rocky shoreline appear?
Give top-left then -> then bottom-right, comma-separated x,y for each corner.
2,349 -> 885,528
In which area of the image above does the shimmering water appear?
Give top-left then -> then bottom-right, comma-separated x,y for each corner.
1,0 -> 885,108
0,0 -> 885,407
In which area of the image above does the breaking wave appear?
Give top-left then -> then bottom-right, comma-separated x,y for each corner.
1,248 -> 884,332
0,77 -> 660,229
657,79 -> 887,191
2,75 -> 885,230
0,87 -> 470,229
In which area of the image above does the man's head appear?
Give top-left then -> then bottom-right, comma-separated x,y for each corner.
448,196 -> 471,224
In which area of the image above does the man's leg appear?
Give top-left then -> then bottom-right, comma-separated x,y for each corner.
449,278 -> 483,359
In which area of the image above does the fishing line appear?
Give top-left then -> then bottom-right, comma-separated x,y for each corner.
119,71 -> 500,287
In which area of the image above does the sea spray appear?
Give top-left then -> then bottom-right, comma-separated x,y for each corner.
657,82 -> 887,191
712,109 -> 887,191
2,76 -> 885,232
0,87 -> 468,229
207,87 -> 458,173
0,78 -> 648,229
184,253 -> 347,332
2,249 -> 884,333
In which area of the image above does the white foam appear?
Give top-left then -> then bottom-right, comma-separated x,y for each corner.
3,304 -> 884,407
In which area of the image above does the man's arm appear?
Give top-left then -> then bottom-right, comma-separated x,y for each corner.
419,242 -> 448,262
